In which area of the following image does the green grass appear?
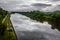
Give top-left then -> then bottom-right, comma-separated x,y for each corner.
3,30 -> 16,40
0,14 -> 17,40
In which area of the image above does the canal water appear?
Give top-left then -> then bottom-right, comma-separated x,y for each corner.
10,13 -> 60,40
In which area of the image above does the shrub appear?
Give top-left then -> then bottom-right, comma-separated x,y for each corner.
0,24 -> 6,36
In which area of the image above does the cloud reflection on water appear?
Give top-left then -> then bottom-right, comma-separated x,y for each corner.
10,13 -> 60,40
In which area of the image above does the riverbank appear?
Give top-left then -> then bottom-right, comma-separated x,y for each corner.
0,13 -> 17,40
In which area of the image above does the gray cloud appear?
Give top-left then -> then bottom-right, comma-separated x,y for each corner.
52,0 -> 60,1
41,5 -> 60,12
20,5 -> 30,7
36,0 -> 60,2
0,0 -> 60,12
30,3 -> 52,11
31,3 -> 51,7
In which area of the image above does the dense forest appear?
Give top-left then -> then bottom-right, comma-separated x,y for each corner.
12,11 -> 60,31
0,8 -> 17,40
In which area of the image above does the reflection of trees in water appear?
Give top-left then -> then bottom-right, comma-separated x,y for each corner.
48,19 -> 60,31
15,11 -> 60,31
47,13 -> 60,31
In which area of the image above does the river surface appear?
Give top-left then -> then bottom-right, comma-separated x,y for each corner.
10,13 -> 60,40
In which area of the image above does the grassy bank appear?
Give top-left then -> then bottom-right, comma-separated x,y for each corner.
2,14 -> 17,40
0,8 -> 17,40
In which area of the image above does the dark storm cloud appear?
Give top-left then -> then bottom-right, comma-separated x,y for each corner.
31,3 -> 51,7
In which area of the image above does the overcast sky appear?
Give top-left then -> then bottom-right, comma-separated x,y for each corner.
0,0 -> 60,12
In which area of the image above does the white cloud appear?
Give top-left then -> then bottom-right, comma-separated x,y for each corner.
0,0 -> 60,12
